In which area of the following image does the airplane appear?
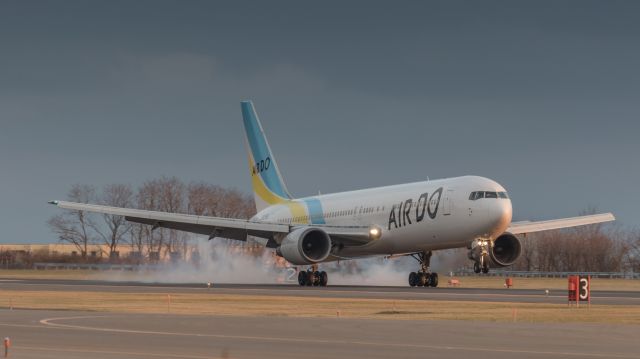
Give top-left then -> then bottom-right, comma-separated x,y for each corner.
49,101 -> 615,287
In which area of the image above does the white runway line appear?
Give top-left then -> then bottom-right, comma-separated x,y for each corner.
36,315 -> 638,358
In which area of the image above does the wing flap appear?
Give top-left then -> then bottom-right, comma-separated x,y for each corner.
507,213 -> 615,235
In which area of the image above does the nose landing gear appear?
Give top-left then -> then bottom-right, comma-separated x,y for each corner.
473,261 -> 490,274
408,251 -> 439,287
469,240 -> 491,274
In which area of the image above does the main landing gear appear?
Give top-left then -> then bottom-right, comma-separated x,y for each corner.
297,264 -> 328,287
408,251 -> 438,287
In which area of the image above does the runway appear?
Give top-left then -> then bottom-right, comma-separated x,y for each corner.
1,278 -> 638,358
1,278 -> 639,305
0,308 -> 638,359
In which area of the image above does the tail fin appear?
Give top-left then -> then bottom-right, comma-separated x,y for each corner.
241,101 -> 292,212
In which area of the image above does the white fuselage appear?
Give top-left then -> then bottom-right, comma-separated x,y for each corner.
253,176 -> 512,260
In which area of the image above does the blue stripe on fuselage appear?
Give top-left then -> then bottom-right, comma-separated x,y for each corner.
303,198 -> 326,225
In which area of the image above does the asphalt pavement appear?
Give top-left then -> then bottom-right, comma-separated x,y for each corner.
0,308 -> 638,359
1,278 -> 639,305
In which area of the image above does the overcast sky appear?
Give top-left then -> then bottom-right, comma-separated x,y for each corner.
1,1 -> 639,243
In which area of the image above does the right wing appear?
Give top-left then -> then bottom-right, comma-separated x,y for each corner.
507,213 -> 615,235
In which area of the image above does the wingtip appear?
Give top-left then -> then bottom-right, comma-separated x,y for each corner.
48,200 -> 59,205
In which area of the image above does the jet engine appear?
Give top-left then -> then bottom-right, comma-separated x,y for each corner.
468,233 -> 522,269
276,227 -> 332,265
488,232 -> 522,267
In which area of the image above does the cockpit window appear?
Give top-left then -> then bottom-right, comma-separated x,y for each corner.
469,191 -> 509,200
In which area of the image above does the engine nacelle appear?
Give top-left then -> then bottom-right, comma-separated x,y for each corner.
489,232 -> 522,267
276,227 -> 332,265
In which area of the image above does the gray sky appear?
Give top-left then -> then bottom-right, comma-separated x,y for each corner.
1,0 -> 639,243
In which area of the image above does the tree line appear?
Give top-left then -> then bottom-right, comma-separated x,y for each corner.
513,222 -> 639,273
48,177 -> 255,261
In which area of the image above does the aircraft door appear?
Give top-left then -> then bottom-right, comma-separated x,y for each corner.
443,189 -> 454,216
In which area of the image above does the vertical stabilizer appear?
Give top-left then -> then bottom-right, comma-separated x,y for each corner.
241,101 -> 292,212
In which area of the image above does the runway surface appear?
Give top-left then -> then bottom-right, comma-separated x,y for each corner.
1,278 -> 640,305
0,308 -> 638,359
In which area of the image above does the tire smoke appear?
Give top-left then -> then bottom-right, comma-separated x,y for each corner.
100,239 -> 466,286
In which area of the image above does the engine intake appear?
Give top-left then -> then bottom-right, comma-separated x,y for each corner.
276,227 -> 332,265
489,232 -> 522,267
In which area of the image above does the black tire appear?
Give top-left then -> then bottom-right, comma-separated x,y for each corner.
312,271 -> 321,286
319,271 -> 328,286
408,272 -> 418,287
429,273 -> 439,287
307,271 -> 316,286
482,264 -> 490,274
418,273 -> 428,287
298,270 -> 307,286
473,262 -> 481,274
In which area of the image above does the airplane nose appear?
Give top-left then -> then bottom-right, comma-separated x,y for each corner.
489,199 -> 512,234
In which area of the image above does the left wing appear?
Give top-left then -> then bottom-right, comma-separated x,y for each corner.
48,200 -> 372,245
507,213 -> 615,235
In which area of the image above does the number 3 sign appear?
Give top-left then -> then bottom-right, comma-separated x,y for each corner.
568,275 -> 591,306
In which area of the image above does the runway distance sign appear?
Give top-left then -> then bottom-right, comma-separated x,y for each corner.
568,275 -> 590,304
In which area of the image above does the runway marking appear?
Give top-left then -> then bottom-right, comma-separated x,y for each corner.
37,315 -> 638,358
13,345 -> 225,358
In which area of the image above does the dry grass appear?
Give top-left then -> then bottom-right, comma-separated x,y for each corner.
0,289 -> 638,324
443,276 -> 640,291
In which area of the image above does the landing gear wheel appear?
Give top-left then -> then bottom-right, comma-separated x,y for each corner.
298,271 -> 307,286
482,263 -> 490,274
473,262 -> 481,274
418,273 -> 428,287
429,273 -> 439,287
408,251 -> 438,288
319,271 -> 328,286
408,272 -> 418,287
312,271 -> 322,286
307,271 -> 317,286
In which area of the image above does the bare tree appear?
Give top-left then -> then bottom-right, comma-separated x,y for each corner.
134,179 -> 164,261
156,177 -> 186,260
48,184 -> 96,258
627,229 -> 640,272
187,182 -> 255,248
91,184 -> 134,260
515,234 -> 537,271
187,182 -> 255,218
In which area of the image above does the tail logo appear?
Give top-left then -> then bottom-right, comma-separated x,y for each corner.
252,157 -> 271,176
